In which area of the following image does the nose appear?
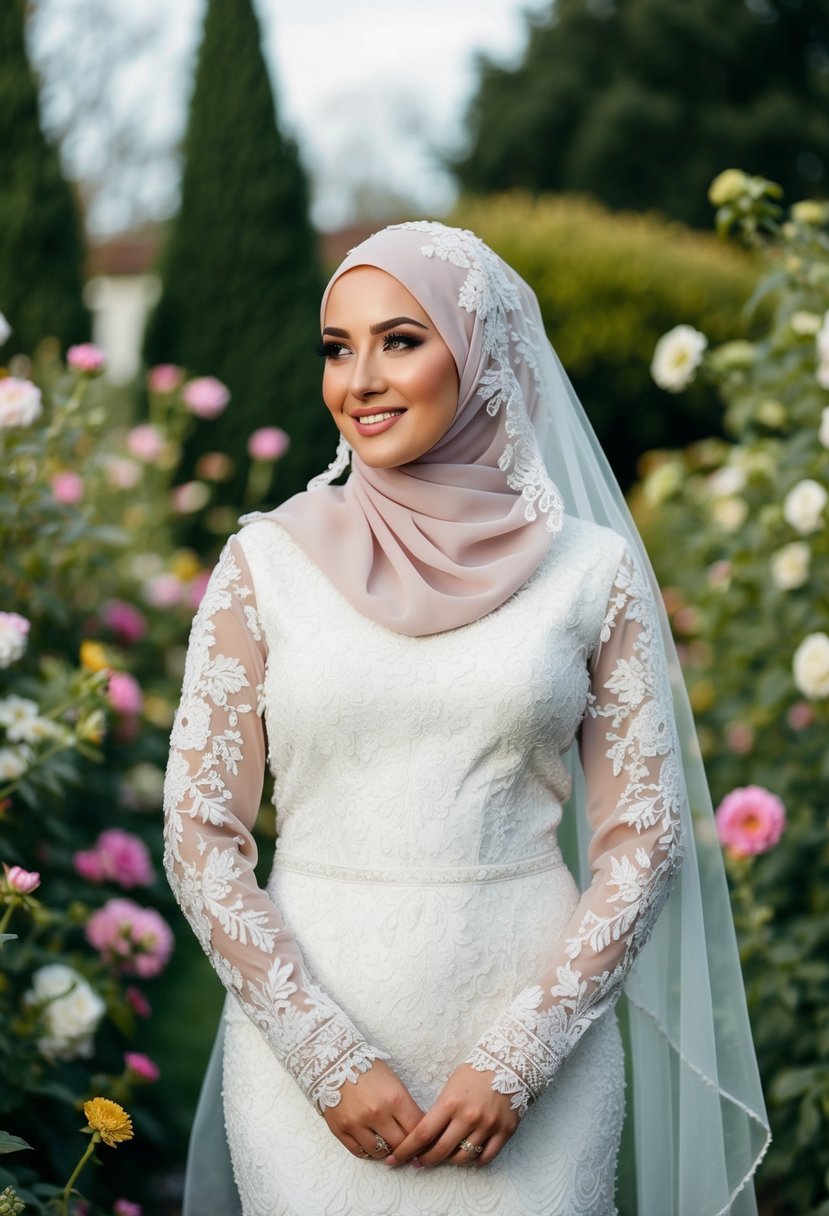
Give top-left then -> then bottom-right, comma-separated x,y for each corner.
349,347 -> 386,400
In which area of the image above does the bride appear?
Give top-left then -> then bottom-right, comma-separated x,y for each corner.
163,222 -> 770,1215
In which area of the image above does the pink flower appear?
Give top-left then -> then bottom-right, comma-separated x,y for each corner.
787,700 -> 814,731
85,898 -> 173,978
100,600 -> 147,646
0,612 -> 30,668
51,470 -> 84,505
725,723 -> 754,756
188,570 -> 211,610
73,828 -> 154,889
182,376 -> 230,419
142,572 -> 184,609
107,671 -> 144,718
247,427 -> 290,462
105,456 -> 142,490
0,377 -> 42,428
715,785 -> 786,859
147,363 -> 184,395
67,343 -> 106,375
3,863 -> 41,894
124,1050 -> 160,1082
127,424 -> 165,463
125,985 -> 152,1018
170,481 -> 210,514
114,1201 -> 143,1216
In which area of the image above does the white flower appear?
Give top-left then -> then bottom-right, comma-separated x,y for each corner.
24,963 -> 106,1061
817,312 -> 829,362
650,325 -> 708,392
791,311 -> 822,336
0,613 -> 30,668
642,461 -> 684,506
793,632 -> 829,699
770,542 -> 810,590
711,497 -> 748,532
707,465 -> 747,497
819,407 -> 829,449
0,377 -> 42,428
0,746 -> 30,780
0,695 -> 38,730
783,479 -> 828,534
0,313 -> 10,346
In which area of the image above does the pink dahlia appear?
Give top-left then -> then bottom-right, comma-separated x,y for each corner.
107,671 -> 143,718
73,828 -> 154,889
100,600 -> 147,646
67,343 -> 106,375
181,376 -> 230,419
85,898 -> 173,977
715,785 -> 786,858
124,1050 -> 160,1082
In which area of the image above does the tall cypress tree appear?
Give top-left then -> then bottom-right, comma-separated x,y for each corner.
0,0 -> 89,357
144,0 -> 327,505
455,0 -> 829,228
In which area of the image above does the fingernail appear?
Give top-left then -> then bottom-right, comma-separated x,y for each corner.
410,1161 -> 423,1170
384,1157 -> 397,1167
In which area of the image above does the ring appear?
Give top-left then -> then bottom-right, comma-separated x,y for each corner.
374,1134 -> 392,1155
359,1149 -> 372,1159
458,1138 -> 483,1158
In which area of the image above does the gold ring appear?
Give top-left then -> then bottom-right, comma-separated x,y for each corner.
458,1137 -> 483,1158
374,1134 -> 391,1155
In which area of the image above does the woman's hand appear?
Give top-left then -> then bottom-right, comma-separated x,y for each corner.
322,1059 -> 426,1162
384,1062 -> 520,1169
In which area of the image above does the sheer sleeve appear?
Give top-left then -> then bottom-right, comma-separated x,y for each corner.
162,535 -> 389,1113
464,544 -> 685,1116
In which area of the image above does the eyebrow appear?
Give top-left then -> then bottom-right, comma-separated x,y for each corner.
322,316 -> 429,338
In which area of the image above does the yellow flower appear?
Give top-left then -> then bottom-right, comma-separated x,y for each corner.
791,199 -> 827,227
708,169 -> 749,207
80,640 -> 109,673
83,1097 -> 133,1147
169,549 -> 201,582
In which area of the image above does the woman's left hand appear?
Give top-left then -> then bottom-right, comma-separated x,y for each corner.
384,1063 -> 520,1169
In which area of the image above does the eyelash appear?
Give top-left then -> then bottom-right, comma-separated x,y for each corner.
315,332 -> 424,360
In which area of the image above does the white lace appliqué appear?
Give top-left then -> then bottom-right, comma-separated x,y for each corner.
162,540 -> 388,1113
464,546 -> 685,1116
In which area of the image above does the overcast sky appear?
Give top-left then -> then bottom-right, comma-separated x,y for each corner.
30,0 -> 549,235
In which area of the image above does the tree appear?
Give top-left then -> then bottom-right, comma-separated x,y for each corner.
0,0 -> 89,357
143,0 -> 327,508
455,0 -> 829,229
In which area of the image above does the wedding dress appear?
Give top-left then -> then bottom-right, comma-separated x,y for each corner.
163,507 -> 683,1216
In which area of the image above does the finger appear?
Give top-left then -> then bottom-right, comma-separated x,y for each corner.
413,1117 -> 471,1167
444,1128 -> 489,1166
385,1109 -> 448,1165
338,1130 -> 373,1160
475,1129 -> 511,1167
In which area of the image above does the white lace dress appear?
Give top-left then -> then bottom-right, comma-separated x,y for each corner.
163,513 -> 684,1216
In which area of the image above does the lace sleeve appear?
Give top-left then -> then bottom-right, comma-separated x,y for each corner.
162,535 -> 389,1113
464,544 -> 685,1116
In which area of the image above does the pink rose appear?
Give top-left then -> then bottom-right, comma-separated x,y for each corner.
124,1050 -> 160,1083
147,363 -> 184,395
100,600 -> 147,646
725,723 -> 754,756
107,671 -> 144,717
142,573 -> 184,609
85,898 -> 173,977
181,376 -> 230,419
247,427 -> 290,462
67,343 -> 106,375
125,985 -> 152,1018
0,612 -> 30,668
51,470 -> 84,505
715,785 -> 786,859
73,828 -> 154,889
127,424 -> 165,463
0,377 -> 42,428
3,863 -> 41,894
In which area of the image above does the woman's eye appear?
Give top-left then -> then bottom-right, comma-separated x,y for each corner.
383,332 -> 423,352
316,340 -> 349,360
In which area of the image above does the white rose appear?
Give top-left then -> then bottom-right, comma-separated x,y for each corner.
0,313 -> 10,346
24,963 -> 106,1061
793,632 -> 829,699
783,479 -> 828,534
0,377 -> 42,428
819,407 -> 829,449
650,325 -> 708,392
707,465 -> 747,497
791,310 -> 822,336
711,497 -> 748,532
770,542 -> 810,590
0,746 -> 30,780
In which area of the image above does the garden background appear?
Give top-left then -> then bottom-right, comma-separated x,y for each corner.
1,0 -> 828,1212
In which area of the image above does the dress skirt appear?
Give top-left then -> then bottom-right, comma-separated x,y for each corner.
222,849 -> 626,1216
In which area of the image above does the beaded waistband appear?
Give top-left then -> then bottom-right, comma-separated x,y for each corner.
271,847 -> 566,886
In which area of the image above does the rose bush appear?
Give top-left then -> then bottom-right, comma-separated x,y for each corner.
636,174 -> 829,1214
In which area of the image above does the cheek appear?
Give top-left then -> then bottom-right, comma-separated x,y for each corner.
321,366 -> 343,416
408,350 -> 459,417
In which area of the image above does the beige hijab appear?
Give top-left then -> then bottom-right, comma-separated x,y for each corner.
240,222 -> 564,636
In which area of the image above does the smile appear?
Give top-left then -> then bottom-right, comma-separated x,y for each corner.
351,409 -> 406,435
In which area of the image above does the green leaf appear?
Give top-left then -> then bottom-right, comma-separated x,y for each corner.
0,1132 -> 32,1154
771,1067 -> 817,1103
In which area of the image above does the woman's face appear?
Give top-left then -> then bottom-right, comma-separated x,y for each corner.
319,266 -> 460,468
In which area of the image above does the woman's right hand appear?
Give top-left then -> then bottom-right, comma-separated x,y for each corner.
322,1059 -> 425,1164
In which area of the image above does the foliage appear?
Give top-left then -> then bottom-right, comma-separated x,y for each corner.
0,327 -> 281,1212
0,0 -> 89,359
633,173 -> 829,1215
451,190 -> 763,487
454,0 -> 829,231
143,0 -> 330,519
